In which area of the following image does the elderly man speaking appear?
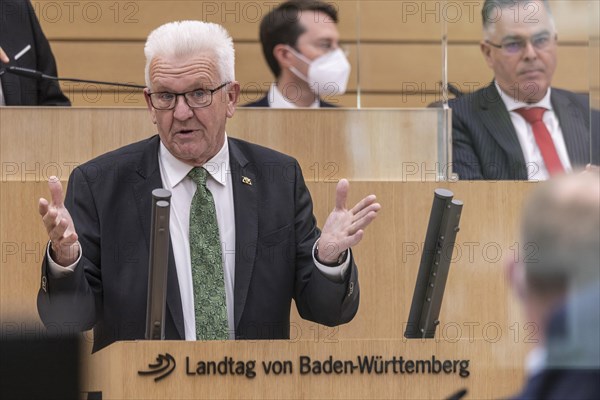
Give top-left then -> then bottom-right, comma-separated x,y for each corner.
37,21 -> 380,352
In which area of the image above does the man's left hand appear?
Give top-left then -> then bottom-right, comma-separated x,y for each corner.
317,179 -> 381,264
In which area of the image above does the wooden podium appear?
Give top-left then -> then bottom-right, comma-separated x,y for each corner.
83,338 -> 522,399
0,108 -> 532,399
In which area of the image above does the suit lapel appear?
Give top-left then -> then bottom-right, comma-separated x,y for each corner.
479,83 -> 528,178
228,139 -> 259,330
482,84 -> 527,163
551,90 -> 590,167
132,136 -> 185,339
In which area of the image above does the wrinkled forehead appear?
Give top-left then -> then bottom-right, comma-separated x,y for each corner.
148,55 -> 220,91
487,2 -> 554,39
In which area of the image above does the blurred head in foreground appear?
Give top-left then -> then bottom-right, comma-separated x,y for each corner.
509,170 -> 600,369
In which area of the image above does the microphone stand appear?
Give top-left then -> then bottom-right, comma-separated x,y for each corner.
1,65 -> 145,89
145,189 -> 172,340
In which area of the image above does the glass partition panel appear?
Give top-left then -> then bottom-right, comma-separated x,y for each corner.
590,0 -> 600,163
350,0 -> 447,108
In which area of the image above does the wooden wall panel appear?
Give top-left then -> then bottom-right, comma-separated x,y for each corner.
34,0 -> 265,41
30,0 -> 594,108
36,1 -> 590,42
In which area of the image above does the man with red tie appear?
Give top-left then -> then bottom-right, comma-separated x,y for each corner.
450,0 -> 598,180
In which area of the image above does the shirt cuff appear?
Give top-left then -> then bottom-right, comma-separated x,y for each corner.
312,240 -> 351,283
46,241 -> 81,277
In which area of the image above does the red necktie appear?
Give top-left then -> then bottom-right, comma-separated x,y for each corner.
515,107 -> 565,176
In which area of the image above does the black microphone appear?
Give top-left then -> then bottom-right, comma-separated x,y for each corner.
446,388 -> 468,400
447,83 -> 464,98
437,81 -> 464,98
2,65 -> 145,89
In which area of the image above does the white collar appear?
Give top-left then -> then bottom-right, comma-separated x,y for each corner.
159,134 -> 230,188
268,82 -> 320,109
495,81 -> 553,112
525,346 -> 547,377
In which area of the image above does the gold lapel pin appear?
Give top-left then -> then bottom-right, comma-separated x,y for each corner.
242,176 -> 252,186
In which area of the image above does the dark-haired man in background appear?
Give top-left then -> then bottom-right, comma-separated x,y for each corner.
450,0 -> 597,180
245,0 -> 350,108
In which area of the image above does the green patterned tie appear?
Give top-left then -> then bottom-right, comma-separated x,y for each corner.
188,167 -> 228,340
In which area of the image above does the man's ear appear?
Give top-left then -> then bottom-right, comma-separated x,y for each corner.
226,81 -> 241,118
273,44 -> 295,69
480,41 -> 494,69
143,88 -> 157,124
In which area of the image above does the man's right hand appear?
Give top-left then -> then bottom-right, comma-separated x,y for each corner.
38,176 -> 80,266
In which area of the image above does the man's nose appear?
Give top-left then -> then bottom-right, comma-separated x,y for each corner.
173,95 -> 193,120
522,40 -> 538,60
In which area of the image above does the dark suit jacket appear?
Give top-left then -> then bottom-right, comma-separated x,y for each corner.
244,94 -> 337,108
0,0 -> 70,105
37,136 -> 359,352
513,369 -> 600,400
449,83 -> 598,180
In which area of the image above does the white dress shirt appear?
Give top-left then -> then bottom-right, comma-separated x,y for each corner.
496,82 -> 572,181
267,83 -> 320,108
525,346 -> 547,378
48,135 -> 350,340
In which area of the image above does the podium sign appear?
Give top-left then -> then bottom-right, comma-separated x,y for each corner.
83,339 -> 521,399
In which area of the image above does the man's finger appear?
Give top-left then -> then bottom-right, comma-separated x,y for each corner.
0,47 -> 9,63
42,208 -> 60,231
350,194 -> 377,215
58,232 -> 79,248
48,176 -> 65,206
335,179 -> 349,210
345,229 -> 365,249
352,202 -> 381,222
48,218 -> 70,243
38,198 -> 49,216
348,210 -> 379,235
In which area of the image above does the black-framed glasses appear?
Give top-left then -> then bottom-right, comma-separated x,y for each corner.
485,33 -> 556,55
148,82 -> 230,110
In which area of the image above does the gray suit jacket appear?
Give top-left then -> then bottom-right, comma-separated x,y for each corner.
449,83 -> 597,180
37,135 -> 359,352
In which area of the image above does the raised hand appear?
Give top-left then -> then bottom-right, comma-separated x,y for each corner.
317,179 -> 381,264
38,176 -> 80,266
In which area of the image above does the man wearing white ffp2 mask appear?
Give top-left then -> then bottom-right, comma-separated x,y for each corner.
286,46 -> 350,97
245,0 -> 350,108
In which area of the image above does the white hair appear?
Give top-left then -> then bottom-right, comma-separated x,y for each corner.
144,20 -> 235,89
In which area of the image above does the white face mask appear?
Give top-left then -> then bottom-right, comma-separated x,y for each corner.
287,46 -> 351,97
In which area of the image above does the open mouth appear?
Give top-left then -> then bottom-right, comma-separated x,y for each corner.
520,69 -> 543,76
